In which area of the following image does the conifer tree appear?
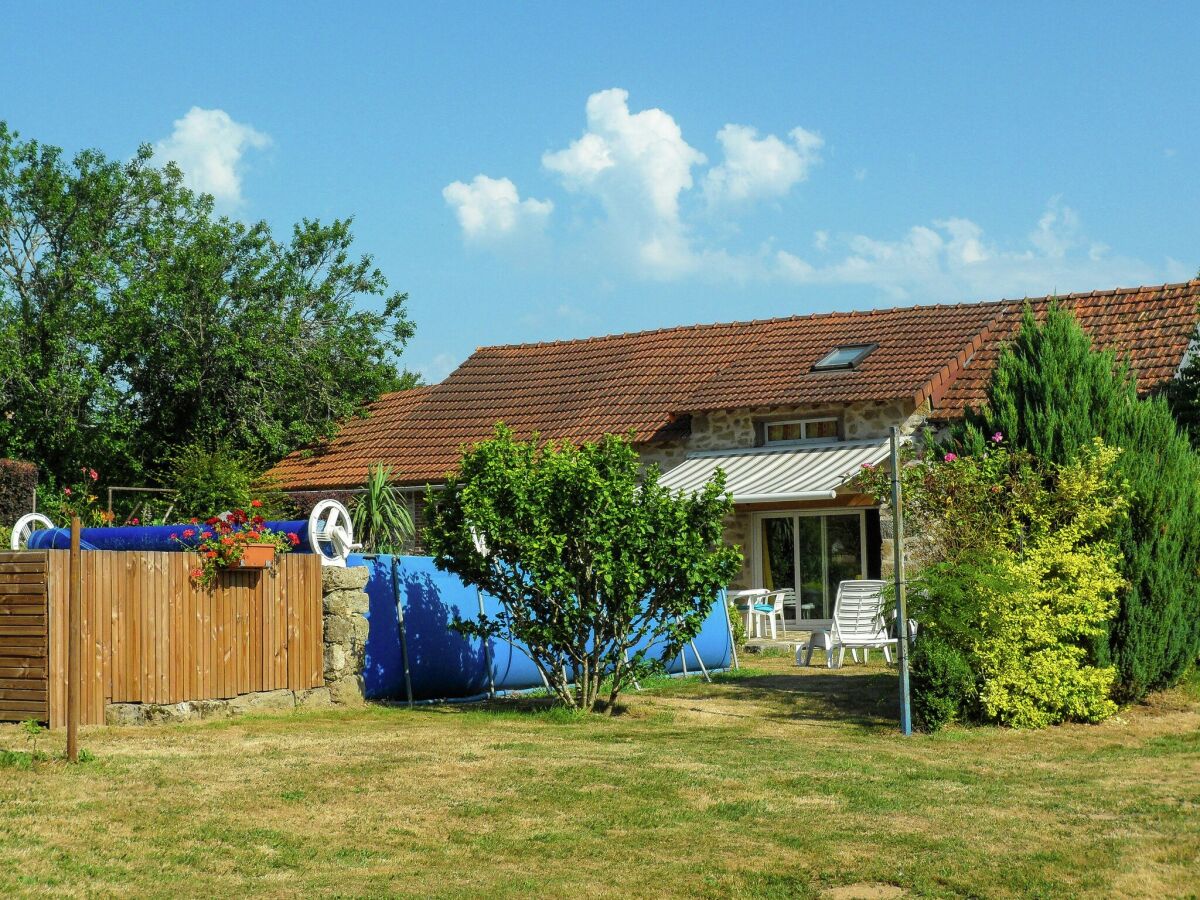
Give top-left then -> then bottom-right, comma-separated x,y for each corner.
960,305 -> 1200,700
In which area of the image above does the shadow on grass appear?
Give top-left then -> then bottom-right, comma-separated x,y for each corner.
697,667 -> 902,727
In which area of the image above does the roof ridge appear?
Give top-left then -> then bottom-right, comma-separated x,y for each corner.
472,280 -> 1200,355
476,298 -> 1015,354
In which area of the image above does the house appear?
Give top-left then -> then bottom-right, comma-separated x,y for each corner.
269,280 -> 1200,629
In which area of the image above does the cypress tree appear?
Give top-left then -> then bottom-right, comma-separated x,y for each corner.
960,304 -> 1200,700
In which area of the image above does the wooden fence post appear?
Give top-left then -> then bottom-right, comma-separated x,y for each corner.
67,516 -> 81,762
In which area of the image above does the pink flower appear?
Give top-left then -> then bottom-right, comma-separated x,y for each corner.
991,432 -> 1003,443
88,468 -> 98,481
943,452 -> 958,463
130,517 -> 139,525
63,486 -> 72,496
170,532 -> 178,540
860,463 -> 874,470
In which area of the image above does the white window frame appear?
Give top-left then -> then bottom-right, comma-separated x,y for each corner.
749,508 -> 869,626
763,416 -> 841,445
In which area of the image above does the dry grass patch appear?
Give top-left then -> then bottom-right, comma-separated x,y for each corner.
1,656 -> 1198,898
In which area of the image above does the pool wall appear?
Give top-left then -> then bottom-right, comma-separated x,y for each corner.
354,554 -> 734,701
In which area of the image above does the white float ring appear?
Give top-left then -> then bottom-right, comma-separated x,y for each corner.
307,499 -> 360,567
11,513 -> 55,551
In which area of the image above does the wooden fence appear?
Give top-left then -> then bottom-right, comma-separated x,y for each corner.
0,549 -> 323,728
0,552 -> 49,722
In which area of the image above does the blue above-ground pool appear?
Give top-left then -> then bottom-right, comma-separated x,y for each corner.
25,520 -> 315,552
353,554 -> 734,702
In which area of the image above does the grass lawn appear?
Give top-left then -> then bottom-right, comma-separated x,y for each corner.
1,652 -> 1198,898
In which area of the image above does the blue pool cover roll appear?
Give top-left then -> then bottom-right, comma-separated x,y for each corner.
25,520 -> 314,552
354,553 -> 733,701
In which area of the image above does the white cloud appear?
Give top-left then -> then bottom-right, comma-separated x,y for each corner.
155,107 -> 270,206
442,175 -> 553,241
770,200 -> 1174,302
542,88 -> 706,277
444,89 -> 1177,296
703,124 -> 823,204
1028,196 -> 1080,258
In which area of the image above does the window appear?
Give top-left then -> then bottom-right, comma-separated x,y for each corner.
764,417 -> 839,444
812,344 -> 876,371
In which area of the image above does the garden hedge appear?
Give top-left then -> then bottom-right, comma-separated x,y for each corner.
0,458 -> 37,525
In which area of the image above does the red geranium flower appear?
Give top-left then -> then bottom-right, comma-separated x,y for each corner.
182,528 -> 195,538
287,532 -> 300,546
250,499 -> 263,508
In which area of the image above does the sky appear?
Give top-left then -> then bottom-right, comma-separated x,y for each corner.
3,3 -> 1198,382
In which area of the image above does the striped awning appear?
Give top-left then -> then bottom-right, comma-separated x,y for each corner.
656,439 -> 890,503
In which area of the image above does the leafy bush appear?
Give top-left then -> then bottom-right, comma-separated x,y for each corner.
962,306 -> 1200,700
0,458 -> 37,524
910,631 -> 975,732
165,442 -> 259,519
858,438 -> 1126,728
425,426 -> 742,712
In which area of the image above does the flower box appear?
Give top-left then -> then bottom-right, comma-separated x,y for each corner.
236,543 -> 277,569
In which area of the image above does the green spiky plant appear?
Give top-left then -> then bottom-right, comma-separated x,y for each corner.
351,464 -> 415,555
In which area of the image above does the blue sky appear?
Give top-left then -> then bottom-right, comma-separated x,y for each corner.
3,3 -> 1197,381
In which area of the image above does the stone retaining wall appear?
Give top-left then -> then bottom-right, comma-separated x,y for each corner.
105,564 -> 372,726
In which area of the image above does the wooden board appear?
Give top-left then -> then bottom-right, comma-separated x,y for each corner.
0,552 -> 49,723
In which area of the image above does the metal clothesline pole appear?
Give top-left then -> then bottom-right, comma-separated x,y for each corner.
889,425 -> 913,736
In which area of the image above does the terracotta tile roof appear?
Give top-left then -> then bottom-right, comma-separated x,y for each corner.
267,386 -> 435,489
681,301 -> 1006,412
268,280 -> 1200,489
936,280 -> 1200,417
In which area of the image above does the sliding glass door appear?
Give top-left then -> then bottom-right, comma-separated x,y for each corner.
756,511 -> 867,622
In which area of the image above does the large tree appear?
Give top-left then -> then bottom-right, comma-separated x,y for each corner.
959,305 -> 1200,700
0,121 -> 415,487
425,426 -> 741,712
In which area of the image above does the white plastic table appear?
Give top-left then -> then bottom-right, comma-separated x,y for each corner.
727,588 -> 770,638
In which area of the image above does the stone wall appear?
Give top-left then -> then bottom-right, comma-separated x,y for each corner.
687,399 -> 925,451
105,564 -> 372,726
321,565 -> 371,705
637,440 -> 689,475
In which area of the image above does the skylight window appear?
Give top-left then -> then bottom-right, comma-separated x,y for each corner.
812,344 -> 876,371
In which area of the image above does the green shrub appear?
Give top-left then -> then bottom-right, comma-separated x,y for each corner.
910,631 -> 975,732
165,442 -> 258,519
962,305 -> 1200,700
425,426 -> 741,712
727,599 -> 747,648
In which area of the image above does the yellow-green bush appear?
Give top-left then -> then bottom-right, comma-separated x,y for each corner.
857,438 -> 1127,730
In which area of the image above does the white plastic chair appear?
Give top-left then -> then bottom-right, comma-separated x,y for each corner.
798,580 -> 894,668
753,590 -> 789,640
